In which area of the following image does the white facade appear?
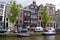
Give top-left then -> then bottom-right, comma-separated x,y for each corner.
0,2 -> 6,29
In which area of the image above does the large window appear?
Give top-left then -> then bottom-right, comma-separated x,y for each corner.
24,13 -> 30,16
0,4 -> 4,8
31,15 -> 37,18
31,20 -> 37,23
31,10 -> 35,13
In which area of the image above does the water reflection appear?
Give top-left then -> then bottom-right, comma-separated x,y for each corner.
56,35 -> 60,40
44,35 -> 55,40
0,35 -> 57,40
29,36 -> 44,40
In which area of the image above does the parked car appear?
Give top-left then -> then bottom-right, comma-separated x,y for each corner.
10,30 -> 17,33
18,28 -> 28,33
30,27 -> 35,31
0,29 -> 7,33
26,26 -> 30,30
34,27 -> 43,32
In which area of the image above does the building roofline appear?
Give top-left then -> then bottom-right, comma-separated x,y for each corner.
0,2 -> 6,4
46,3 -> 55,6
20,8 -> 31,11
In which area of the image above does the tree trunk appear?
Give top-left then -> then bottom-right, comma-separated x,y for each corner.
44,23 -> 47,30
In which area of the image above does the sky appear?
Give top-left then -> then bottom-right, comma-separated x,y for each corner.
0,0 -> 60,9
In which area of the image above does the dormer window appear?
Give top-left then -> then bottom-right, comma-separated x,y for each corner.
35,7 -> 37,9
31,6 -> 34,8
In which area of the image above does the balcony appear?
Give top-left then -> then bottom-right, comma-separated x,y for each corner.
31,21 -> 37,23
24,13 -> 30,16
31,15 -> 37,19
24,21 -> 30,22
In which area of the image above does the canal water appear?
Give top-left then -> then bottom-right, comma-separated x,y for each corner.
0,34 -> 59,40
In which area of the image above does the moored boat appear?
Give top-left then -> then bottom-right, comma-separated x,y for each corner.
43,31 -> 55,35
17,33 -> 31,37
43,27 -> 56,35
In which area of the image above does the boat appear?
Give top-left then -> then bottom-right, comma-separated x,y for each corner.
43,27 -> 56,35
17,33 -> 31,37
34,26 -> 43,32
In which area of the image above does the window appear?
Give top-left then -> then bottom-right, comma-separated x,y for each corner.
1,22 -> 2,26
6,12 -> 9,14
24,18 -> 26,20
6,6 -> 8,9
25,13 -> 27,16
31,10 -> 35,13
0,10 -> 3,15
35,7 -> 37,9
41,9 -> 43,10
0,4 -> 4,8
0,21 -> 2,26
47,23 -> 49,27
24,13 -> 30,16
24,17 -> 30,21
31,6 -> 34,8
49,7 -> 53,12
41,22 -> 44,27
20,21 -> 22,23
50,23 -> 52,27
6,23 -> 8,27
28,13 -> 30,16
6,18 -> 8,21
6,23 -> 8,29
0,16 -> 2,21
31,20 -> 37,23
56,12 -> 58,15
35,11 -> 37,13
6,6 -> 10,12
39,16 -> 41,20
31,15 -> 37,18
54,23 -> 55,28
24,22 -> 27,25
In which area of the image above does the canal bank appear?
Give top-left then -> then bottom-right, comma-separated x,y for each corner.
0,31 -> 58,37
0,34 -> 57,40
56,32 -> 60,34
0,32 -> 43,36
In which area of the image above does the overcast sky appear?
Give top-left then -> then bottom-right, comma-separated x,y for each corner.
0,0 -> 60,9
